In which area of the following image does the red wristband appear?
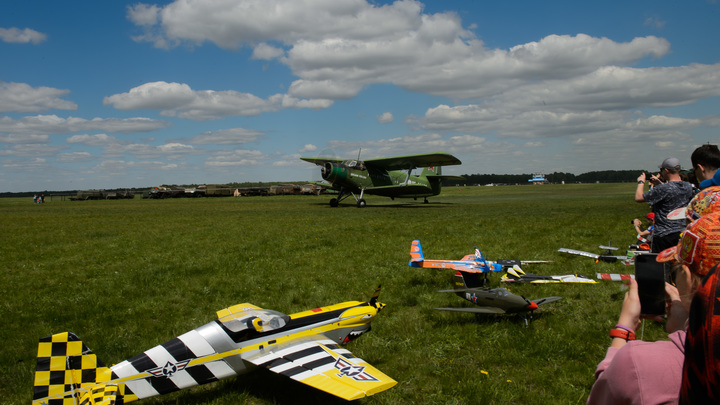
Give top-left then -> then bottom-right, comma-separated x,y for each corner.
610,328 -> 636,341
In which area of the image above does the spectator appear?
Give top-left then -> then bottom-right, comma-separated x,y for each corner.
691,144 -> 720,188
635,157 -> 693,253
632,212 -> 654,245
587,212 -> 720,404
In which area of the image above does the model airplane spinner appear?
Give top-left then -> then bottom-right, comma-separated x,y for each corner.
435,271 -> 561,321
32,287 -> 395,404
300,152 -> 463,207
409,240 -> 551,278
500,266 -> 597,284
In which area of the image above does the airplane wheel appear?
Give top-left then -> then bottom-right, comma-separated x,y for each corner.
357,199 -> 366,208
330,198 -> 339,207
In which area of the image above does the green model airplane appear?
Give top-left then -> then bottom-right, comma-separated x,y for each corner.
300,152 -> 463,207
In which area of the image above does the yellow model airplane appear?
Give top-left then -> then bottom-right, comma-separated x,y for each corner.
32,287 -> 395,404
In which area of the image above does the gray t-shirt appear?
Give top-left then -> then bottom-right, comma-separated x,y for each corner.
643,181 -> 694,237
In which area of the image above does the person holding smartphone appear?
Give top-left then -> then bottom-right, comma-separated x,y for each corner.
587,212 -> 720,405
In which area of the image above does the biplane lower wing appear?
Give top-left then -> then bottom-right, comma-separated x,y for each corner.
247,337 -> 396,401
364,184 -> 434,197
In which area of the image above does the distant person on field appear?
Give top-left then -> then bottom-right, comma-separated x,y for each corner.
587,212 -> 720,405
635,157 -> 693,253
632,212 -> 654,247
691,144 -> 720,189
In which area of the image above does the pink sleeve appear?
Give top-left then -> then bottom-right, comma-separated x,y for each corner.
587,346 -> 641,405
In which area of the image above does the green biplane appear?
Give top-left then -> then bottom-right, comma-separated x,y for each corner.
300,152 -> 463,207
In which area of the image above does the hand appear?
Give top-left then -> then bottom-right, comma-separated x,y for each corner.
665,283 -> 688,333
637,173 -> 646,183
649,173 -> 663,186
617,279 -> 642,332
633,219 -> 642,227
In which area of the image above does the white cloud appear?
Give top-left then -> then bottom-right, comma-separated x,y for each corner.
0,144 -> 66,157
377,112 -> 394,124
94,159 -> 180,172
0,27 -> 47,44
205,149 -> 265,167
104,81 -> 331,120
299,144 -> 317,153
0,115 -> 171,135
103,142 -> 197,159
127,1 -> 673,105
67,134 -> 119,146
0,82 -> 77,113
57,151 -> 95,162
188,128 -> 265,145
252,42 -> 285,60
0,134 -> 50,144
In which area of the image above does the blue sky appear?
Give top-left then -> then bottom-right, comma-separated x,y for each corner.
1,0 -> 719,192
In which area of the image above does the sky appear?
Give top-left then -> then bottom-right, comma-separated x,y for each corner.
1,0 -> 719,192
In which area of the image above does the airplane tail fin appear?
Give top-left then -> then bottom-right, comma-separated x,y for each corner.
421,166 -> 441,176
33,332 -> 117,405
452,271 -> 484,289
409,239 -> 424,264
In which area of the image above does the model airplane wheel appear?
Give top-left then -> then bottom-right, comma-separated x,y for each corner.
330,198 -> 339,207
357,199 -> 366,208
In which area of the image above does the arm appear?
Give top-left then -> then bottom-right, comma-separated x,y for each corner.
632,219 -> 651,237
612,279 -> 642,349
635,173 -> 647,202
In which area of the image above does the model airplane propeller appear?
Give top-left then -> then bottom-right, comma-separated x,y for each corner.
435,272 -> 561,324
301,152 -> 463,207
32,287 -> 395,404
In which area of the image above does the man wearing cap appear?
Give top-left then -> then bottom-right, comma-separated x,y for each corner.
635,157 -> 693,253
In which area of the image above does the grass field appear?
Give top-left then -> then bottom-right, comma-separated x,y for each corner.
1,184 -> 670,404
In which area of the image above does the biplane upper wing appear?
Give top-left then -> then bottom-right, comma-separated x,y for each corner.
363,152 -> 461,171
300,157 -> 344,166
247,337 -> 396,401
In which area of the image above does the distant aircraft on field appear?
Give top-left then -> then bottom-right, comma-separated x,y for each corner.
300,152 -> 463,207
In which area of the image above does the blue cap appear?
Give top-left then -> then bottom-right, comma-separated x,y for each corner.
700,169 -> 720,189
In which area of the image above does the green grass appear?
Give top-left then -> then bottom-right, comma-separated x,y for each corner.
1,184 -> 668,404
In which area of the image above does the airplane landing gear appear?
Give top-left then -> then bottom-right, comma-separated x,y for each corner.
330,198 -> 339,207
357,199 -> 366,208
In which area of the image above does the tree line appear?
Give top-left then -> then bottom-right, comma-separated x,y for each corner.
454,170 -> 644,185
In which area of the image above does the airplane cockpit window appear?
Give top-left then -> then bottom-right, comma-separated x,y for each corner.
218,310 -> 290,333
342,160 -> 365,170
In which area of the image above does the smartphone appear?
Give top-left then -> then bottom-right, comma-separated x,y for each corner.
635,253 -> 666,316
